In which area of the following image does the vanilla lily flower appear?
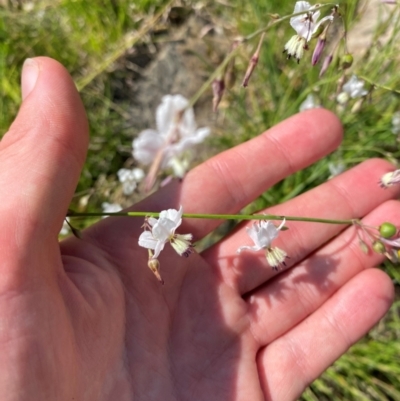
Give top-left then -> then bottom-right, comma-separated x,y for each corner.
337,75 -> 368,104
237,219 -> 287,270
380,169 -> 400,187
117,168 -> 145,195
284,1 -> 333,62
138,206 -> 193,259
132,95 -> 210,177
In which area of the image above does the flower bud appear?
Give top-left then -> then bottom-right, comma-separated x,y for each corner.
312,37 -> 326,66
379,222 -> 397,238
341,53 -> 353,69
147,250 -> 164,284
319,54 -> 333,77
358,239 -> 369,254
212,77 -> 225,112
372,241 -> 386,254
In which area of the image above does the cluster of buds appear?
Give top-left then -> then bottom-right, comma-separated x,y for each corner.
356,221 -> 400,264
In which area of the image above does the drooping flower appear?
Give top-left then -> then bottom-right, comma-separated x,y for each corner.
132,95 -> 210,178
117,168 -> 145,195
284,1 -> 334,62
380,169 -> 400,187
337,75 -> 368,104
237,219 -> 288,270
138,206 -> 193,259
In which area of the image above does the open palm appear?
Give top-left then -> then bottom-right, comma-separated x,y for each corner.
0,57 -> 398,401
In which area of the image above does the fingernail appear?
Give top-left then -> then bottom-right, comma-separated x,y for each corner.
21,58 -> 40,100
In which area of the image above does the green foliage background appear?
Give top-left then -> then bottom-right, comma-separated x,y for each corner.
0,0 -> 399,399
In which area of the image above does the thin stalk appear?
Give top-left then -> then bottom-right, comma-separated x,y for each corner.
67,210 -> 358,226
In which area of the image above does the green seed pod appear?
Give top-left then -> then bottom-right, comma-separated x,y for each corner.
341,53 -> 353,69
372,241 -> 386,254
379,222 -> 397,239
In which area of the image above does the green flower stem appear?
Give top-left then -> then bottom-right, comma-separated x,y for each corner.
359,75 -> 400,95
67,210 -> 358,226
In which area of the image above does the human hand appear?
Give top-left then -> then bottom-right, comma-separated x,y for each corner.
0,57 -> 398,401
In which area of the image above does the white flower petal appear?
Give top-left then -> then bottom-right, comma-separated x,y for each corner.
299,94 -> 319,111
159,206 -> 183,226
132,129 -> 165,165
138,231 -> 158,250
122,181 -> 137,195
101,202 -> 123,217
153,239 -> 166,259
342,75 -> 368,98
237,244 -> 263,253
132,168 -> 145,181
156,94 -> 189,134
152,218 -> 177,242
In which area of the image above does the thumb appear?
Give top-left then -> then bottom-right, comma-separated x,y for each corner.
0,57 -> 88,246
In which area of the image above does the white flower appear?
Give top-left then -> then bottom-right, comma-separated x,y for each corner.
132,95 -> 210,177
101,202 -> 123,218
237,219 -> 287,270
284,1 -> 333,62
299,94 -> 320,111
59,218 -> 70,236
328,161 -> 345,178
380,169 -> 400,187
138,206 -> 193,259
340,75 -> 368,101
117,168 -> 145,195
391,112 -> 400,134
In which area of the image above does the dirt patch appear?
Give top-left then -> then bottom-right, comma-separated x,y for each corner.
111,8 -> 230,133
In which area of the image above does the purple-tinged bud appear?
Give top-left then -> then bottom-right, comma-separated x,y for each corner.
319,54 -> 333,77
212,78 -> 225,112
341,53 -> 353,69
243,32 -> 265,87
312,37 -> 326,66
242,54 -> 259,88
